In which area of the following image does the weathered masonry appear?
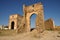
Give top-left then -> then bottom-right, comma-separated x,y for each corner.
9,2 -> 45,33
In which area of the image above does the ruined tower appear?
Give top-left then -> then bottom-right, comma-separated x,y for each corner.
9,14 -> 22,30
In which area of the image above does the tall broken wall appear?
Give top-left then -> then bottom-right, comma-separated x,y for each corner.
45,18 -> 55,30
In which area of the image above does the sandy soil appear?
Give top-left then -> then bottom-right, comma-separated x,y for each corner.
0,30 -> 60,40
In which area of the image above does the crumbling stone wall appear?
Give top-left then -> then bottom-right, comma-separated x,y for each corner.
45,18 -> 55,30
9,2 -> 45,33
23,2 -> 45,33
9,14 -> 22,30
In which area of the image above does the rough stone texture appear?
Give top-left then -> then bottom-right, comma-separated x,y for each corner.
9,14 -> 22,30
23,2 -> 45,33
9,2 -> 45,33
45,18 -> 55,30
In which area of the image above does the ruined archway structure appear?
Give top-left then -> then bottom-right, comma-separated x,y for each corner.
9,14 -> 23,30
23,2 -> 45,33
9,2 -> 45,33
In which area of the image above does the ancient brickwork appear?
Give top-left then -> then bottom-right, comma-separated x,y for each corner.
23,2 -> 45,33
9,2 -> 45,33
45,18 -> 55,30
9,14 -> 22,30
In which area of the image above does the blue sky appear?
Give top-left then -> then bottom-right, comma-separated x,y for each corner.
0,0 -> 60,27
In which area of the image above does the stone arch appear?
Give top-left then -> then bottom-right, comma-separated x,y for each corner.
23,3 -> 45,33
25,12 -> 44,32
11,21 -> 14,29
26,12 -> 38,32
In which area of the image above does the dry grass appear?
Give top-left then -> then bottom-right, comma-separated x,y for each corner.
0,30 -> 60,40
0,29 -> 16,36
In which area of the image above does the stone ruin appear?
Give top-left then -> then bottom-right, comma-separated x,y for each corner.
9,2 -> 45,33
8,2 -> 55,33
45,18 -> 55,30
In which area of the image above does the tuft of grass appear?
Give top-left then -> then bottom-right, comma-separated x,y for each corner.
58,31 -> 60,34
31,30 -> 41,38
33,34 -> 40,38
46,28 -> 53,31
57,35 -> 60,37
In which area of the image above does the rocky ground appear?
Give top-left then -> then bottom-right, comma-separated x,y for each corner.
0,30 -> 60,40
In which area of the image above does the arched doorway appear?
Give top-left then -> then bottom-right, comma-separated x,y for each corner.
23,3 -> 44,32
11,21 -> 14,29
30,14 -> 37,31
